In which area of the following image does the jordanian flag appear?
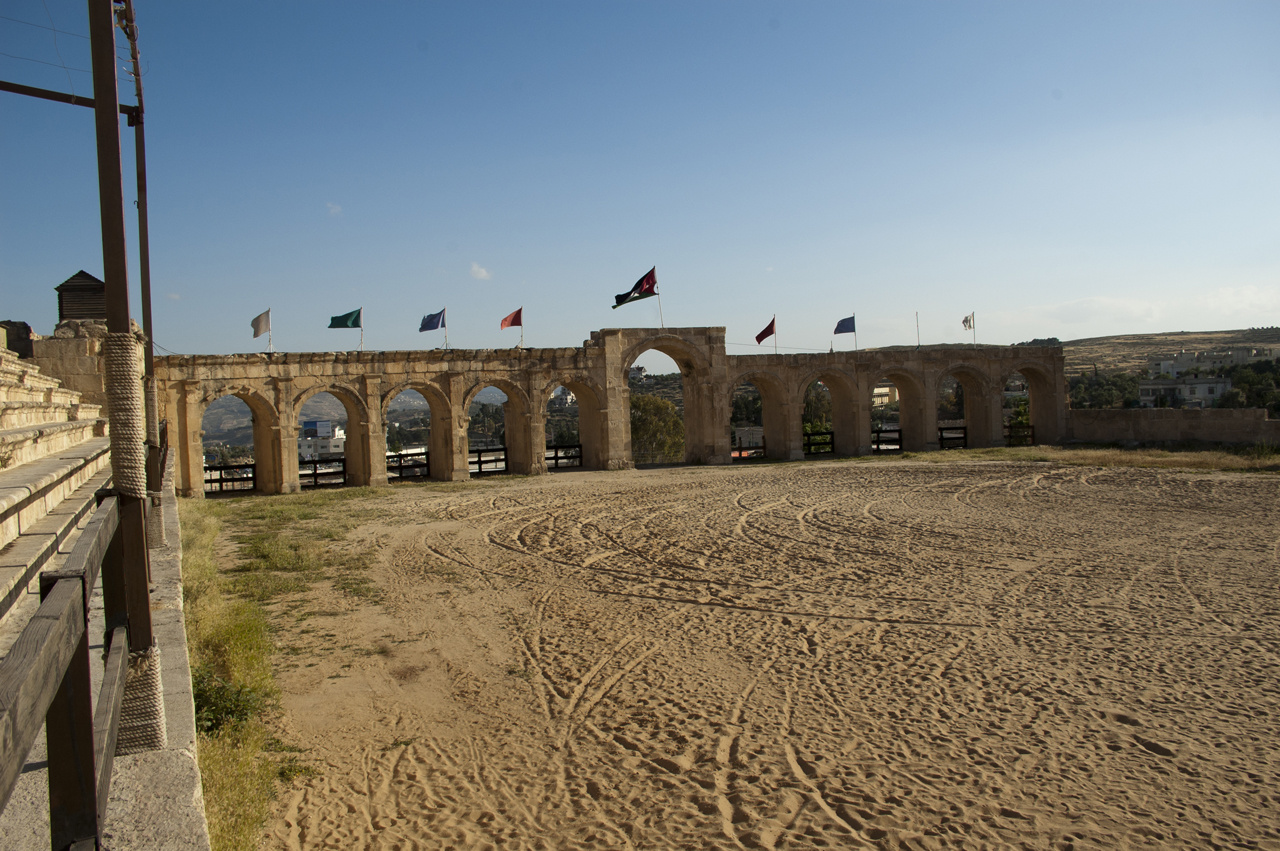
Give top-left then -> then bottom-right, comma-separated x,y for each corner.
612,267 -> 658,309
329,308 -> 362,328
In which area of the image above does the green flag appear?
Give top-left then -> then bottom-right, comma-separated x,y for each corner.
329,308 -> 362,328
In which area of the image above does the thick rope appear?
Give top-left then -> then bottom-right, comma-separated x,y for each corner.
115,647 -> 168,755
104,332 -> 148,498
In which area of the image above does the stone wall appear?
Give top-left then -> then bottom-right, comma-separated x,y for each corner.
1067,408 -> 1280,445
30,320 -> 145,415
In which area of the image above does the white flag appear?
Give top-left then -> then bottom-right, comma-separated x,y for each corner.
251,309 -> 271,338
962,312 -> 974,331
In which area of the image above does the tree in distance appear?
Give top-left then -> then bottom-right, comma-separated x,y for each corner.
630,394 -> 684,465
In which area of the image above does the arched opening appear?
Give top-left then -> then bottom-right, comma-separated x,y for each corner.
870,379 -> 903,452
938,368 -> 997,449
385,388 -> 431,480
936,375 -> 966,449
802,371 -> 858,456
543,379 -> 605,471
626,349 -> 686,466
296,388 -> 369,488
464,381 -> 533,476
802,379 -> 833,456
728,371 -> 790,461
730,380 -> 764,460
201,393 -> 262,495
1005,365 -> 1059,445
468,385 -> 507,475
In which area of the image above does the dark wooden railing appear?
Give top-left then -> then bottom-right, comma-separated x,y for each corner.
203,462 -> 256,492
1005,424 -> 1035,446
803,431 -> 834,455
300,457 -> 346,488
545,444 -> 581,469
469,447 -> 507,475
871,427 -> 902,452
387,449 -> 429,479
0,483 -> 157,846
938,426 -> 967,450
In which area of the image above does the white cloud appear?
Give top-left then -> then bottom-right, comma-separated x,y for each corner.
326,202 -> 342,216
470,262 -> 491,280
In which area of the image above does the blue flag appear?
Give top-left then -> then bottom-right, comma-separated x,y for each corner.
419,308 -> 446,332
834,315 -> 856,335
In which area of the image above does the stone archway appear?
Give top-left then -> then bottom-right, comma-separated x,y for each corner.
728,368 -> 795,460
619,331 -> 728,466
294,383 -> 372,487
798,369 -> 859,456
539,375 -> 608,471
382,380 -> 461,481
867,367 -> 930,451
1003,361 -> 1066,444
463,378 -> 533,475
935,364 -> 999,448
195,385 -> 282,495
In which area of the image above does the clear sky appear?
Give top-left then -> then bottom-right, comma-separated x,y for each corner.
3,1 -> 1278,367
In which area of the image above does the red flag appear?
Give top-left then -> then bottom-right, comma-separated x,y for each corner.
500,307 -> 523,329
755,317 -> 776,344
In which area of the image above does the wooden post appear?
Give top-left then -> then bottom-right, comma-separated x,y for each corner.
40,576 -> 98,850
89,0 -> 153,650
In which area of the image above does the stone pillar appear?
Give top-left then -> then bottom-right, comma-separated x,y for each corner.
363,374 -> 388,487
274,378 -> 301,494
176,380 -> 203,498
445,374 -> 472,480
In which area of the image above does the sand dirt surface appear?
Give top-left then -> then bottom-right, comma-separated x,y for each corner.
256,461 -> 1280,850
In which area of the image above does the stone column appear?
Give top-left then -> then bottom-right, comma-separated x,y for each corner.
274,378 -> 301,493
363,374 -> 388,487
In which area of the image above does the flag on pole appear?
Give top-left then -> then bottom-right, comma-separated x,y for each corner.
500,307 -> 523,329
419,308 -> 446,332
251,309 -> 271,338
329,308 -> 362,328
612,267 -> 658,309
962,312 -> 975,331
756,316 -> 776,344
834,315 -> 856,335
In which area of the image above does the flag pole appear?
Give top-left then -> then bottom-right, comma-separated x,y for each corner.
657,291 -> 666,328
972,312 -> 977,346
268,326 -> 273,354
773,316 -> 778,355
916,312 -> 921,350
360,307 -> 364,352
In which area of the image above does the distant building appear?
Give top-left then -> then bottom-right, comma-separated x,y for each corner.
1138,376 -> 1232,409
298,421 -> 345,459
872,383 -> 899,408
1148,348 -> 1273,379
549,386 -> 576,408
629,366 -> 647,381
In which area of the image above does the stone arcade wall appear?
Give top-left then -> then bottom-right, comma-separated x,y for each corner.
150,328 -> 1067,497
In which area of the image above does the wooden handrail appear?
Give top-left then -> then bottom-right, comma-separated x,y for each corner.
0,494 -> 134,848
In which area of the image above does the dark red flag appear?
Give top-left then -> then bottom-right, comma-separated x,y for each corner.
755,317 -> 776,344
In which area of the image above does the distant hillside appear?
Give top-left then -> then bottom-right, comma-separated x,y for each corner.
1062,328 -> 1280,376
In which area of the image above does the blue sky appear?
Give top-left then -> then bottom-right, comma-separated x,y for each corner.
3,1 -> 1278,367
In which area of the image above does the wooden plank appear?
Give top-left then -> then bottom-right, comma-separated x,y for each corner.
58,497 -> 119,598
45,588 -> 97,849
0,580 -> 86,813
93,626 -> 129,826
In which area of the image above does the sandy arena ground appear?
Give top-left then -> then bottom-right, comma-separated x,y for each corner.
254,460 -> 1280,850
